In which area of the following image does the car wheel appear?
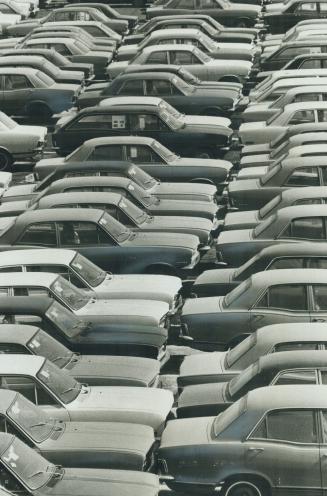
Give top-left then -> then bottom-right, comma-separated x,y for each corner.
224,480 -> 264,496
0,150 -> 13,172
27,103 -> 52,123
235,19 -> 250,27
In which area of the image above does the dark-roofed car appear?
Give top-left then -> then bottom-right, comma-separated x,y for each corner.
260,40 -> 327,71
177,350 -> 327,417
181,268 -> 327,349
0,389 -> 156,470
53,96 -> 232,158
178,322 -> 327,387
0,324 -> 161,387
0,248 -> 182,311
0,433 -> 160,496
77,72 -> 241,119
158,385 -> 327,494
0,355 -> 173,430
0,209 -> 201,276
0,296 -> 169,360
193,242 -> 327,296
263,0 -> 327,33
37,137 -> 232,188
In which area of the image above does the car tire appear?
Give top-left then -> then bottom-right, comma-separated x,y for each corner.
0,149 -> 13,172
27,103 -> 53,123
224,480 -> 264,496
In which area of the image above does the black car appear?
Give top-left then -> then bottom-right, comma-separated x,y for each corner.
53,97 -> 232,157
77,72 -> 239,118
263,0 -> 327,34
0,296 -> 168,359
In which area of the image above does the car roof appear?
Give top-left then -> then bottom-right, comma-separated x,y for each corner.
280,185 -> 327,200
142,44 -> 196,53
247,385 -> 327,410
99,96 -> 162,107
0,324 -> 39,346
0,354 -> 45,376
82,136 -> 155,146
25,37 -> 75,43
257,241 -> 327,258
289,131 -> 327,142
49,175 -> 132,189
148,28 -> 202,37
38,191 -> 123,207
56,160 -> 136,173
0,56 -> 47,65
259,349 -> 327,370
256,322 -> 327,343
0,271 -> 59,287
0,67 -> 38,75
268,77 -> 327,89
0,248 -> 76,266
290,143 -> 327,153
278,40 -> 327,47
282,155 -> 327,167
273,204 -> 327,222
16,208 -> 104,225
283,101 -> 327,111
116,72 -> 175,81
284,85 -> 327,96
250,268 -> 327,286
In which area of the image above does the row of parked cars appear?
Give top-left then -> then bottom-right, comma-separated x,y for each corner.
2,0 -> 327,495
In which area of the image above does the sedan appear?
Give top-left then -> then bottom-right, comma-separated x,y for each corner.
178,321 -> 327,387
263,0 -> 327,34
0,355 -> 173,431
0,389 -> 156,470
0,433 -> 159,496
158,385 -> 327,494
181,268 -> 327,349
177,350 -> 327,417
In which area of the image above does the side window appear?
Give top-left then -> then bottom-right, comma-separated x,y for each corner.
127,145 -> 161,163
307,258 -> 327,269
318,109 -> 327,122
300,59 -> 321,69
273,342 -> 322,352
0,344 -> 28,354
0,376 -> 55,405
255,284 -> 307,310
170,50 -> 196,65
70,114 -> 128,131
273,369 -> 317,385
250,410 -> 317,444
16,223 -> 57,247
268,257 -> 305,270
294,198 -> 322,205
25,264 -> 83,287
88,145 -> 124,161
284,167 -> 319,186
0,266 -> 23,273
145,51 -> 168,64
177,0 -> 194,7
294,93 -> 320,102
13,287 -> 50,297
4,75 -> 32,90
132,114 -> 164,131
118,79 -> 144,96
295,1 -> 317,10
198,0 -> 219,8
280,217 -> 324,240
146,79 -> 175,96
312,285 -> 327,311
289,109 -> 315,125
50,43 -> 70,55
58,221 -> 113,246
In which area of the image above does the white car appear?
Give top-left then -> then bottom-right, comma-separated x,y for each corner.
0,112 -> 46,171
0,248 -> 182,311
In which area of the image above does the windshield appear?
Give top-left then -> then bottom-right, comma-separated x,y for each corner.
259,194 -> 282,219
270,138 -> 289,159
7,395 -> 55,443
227,361 -> 260,398
70,253 -> 106,288
224,279 -> 251,308
260,162 -> 282,185
253,214 -> 277,238
27,329 -> 72,368
267,107 -> 282,125
74,39 -> 90,52
0,112 -> 17,129
1,437 -> 56,490
125,180 -> 158,207
226,332 -> 257,368
172,75 -> 194,94
118,197 -> 149,224
51,276 -> 90,311
193,46 -> 211,63
213,396 -> 246,437
233,253 -> 259,278
128,166 -> 157,189
152,140 -> 178,161
99,211 -> 131,242
45,301 -> 86,338
158,100 -> 184,130
35,71 -> 54,87
37,360 -> 81,404
65,146 -> 82,162
271,129 -> 287,148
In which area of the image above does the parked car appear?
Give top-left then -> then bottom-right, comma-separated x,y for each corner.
158,385 -> 327,494
260,40 -> 327,71
0,248 -> 182,310
69,3 -> 137,29
42,20 -> 122,43
239,101 -> 327,145
0,324 -> 161,387
178,321 -> 327,387
0,389 -> 156,470
193,242 -> 327,296
53,96 -> 233,158
39,136 -> 232,188
146,0 -> 262,27
227,156 -> 327,210
0,296 -> 169,360
0,0 -> 35,18
263,0 -> 327,33
177,350 -> 327,417
181,268 -> 327,349
0,209 -> 201,275
77,72 -> 241,119
255,51 -> 327,82
0,14 -> 21,34
0,355 -> 173,430
0,433 -> 160,496
106,45 -> 253,84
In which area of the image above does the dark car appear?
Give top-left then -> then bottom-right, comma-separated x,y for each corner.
0,389 -> 156,470
181,268 -> 327,349
260,40 -> 327,71
283,52 -> 327,70
0,296 -> 168,359
158,385 -> 327,494
77,72 -> 240,118
69,2 -> 137,29
0,433 -> 159,496
146,0 -> 262,25
52,97 -> 232,157
193,242 -> 327,296
0,209 -> 200,275
177,350 -> 327,417
178,321 -> 327,387
263,0 -> 327,34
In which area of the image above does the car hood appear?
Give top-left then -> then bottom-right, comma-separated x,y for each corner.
265,2 -> 283,12
178,381 -> 227,408
217,228 -> 253,245
228,2 -> 261,13
160,416 -> 214,448
16,125 -> 47,140
240,153 -> 271,166
2,183 -> 37,200
35,156 -> 65,170
174,157 -> 232,171
154,182 -> 217,197
0,199 -> 30,216
127,231 -> 199,250
239,121 -> 268,133
194,267 -> 235,285
97,273 -> 182,306
180,352 -> 227,378
47,468 -> 159,496
244,102 -> 271,113
182,296 -> 224,316
224,210 -> 259,228
237,165 -> 268,179
77,298 -> 169,322
228,178 -> 260,194
42,421 -> 154,454
68,355 -> 160,385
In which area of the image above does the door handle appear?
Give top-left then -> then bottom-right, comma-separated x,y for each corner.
247,447 -> 264,453
312,319 -> 326,322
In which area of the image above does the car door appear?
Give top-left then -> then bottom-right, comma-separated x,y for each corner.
250,284 -> 311,331
310,284 -> 327,324
278,217 -> 326,243
245,409 -> 322,495
129,112 -> 180,153
1,74 -> 34,116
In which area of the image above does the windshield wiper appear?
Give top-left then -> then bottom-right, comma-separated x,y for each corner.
60,385 -> 80,396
